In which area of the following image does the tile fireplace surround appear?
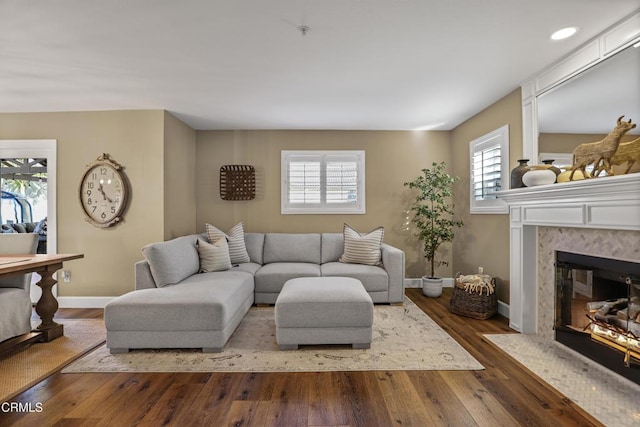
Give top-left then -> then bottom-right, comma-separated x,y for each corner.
497,173 -> 640,335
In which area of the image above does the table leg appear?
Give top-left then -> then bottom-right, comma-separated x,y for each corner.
34,263 -> 64,341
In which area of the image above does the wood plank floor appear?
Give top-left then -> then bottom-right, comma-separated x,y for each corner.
0,288 -> 602,426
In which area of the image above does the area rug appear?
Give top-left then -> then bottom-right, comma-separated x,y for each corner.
63,298 -> 483,373
484,333 -> 640,427
0,319 -> 105,402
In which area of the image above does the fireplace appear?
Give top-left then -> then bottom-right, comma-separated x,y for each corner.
497,173 -> 640,383
555,251 -> 640,385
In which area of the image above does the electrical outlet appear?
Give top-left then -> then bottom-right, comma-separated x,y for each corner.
62,270 -> 71,283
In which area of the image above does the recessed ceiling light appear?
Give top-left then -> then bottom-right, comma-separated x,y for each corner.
550,27 -> 578,41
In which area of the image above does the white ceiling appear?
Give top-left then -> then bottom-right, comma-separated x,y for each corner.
1,1 -> 639,131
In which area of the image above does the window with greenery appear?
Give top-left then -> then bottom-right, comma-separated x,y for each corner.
1,158 -> 48,224
281,150 -> 365,214
469,125 -> 509,214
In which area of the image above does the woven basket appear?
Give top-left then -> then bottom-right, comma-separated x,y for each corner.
449,277 -> 498,320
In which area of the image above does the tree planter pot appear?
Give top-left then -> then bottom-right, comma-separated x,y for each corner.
422,277 -> 444,298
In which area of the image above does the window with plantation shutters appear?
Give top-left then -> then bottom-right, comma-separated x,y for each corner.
469,125 -> 509,214
288,159 -> 321,204
282,151 -> 365,214
472,144 -> 501,200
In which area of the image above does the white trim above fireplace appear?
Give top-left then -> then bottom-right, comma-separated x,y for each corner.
496,174 -> 640,333
498,174 -> 640,230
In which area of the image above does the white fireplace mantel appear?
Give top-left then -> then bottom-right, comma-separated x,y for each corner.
496,174 -> 640,333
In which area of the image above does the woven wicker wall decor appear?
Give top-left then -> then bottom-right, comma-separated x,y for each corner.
220,165 -> 256,200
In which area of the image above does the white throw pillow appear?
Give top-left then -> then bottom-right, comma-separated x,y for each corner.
339,223 -> 384,266
205,222 -> 251,264
197,238 -> 232,272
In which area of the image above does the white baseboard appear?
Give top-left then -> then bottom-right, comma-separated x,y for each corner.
57,296 -> 114,308
403,278 -> 422,288
498,300 -> 510,319
404,278 -> 454,288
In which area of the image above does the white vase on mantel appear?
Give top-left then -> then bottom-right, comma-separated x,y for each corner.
522,168 -> 556,187
422,276 -> 443,298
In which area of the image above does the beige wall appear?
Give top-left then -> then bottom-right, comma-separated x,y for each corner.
0,103 -> 524,299
163,112 -> 197,240
195,130 -> 453,278
450,89 -> 523,304
539,133 -> 607,155
0,110 -> 193,297
539,133 -> 637,156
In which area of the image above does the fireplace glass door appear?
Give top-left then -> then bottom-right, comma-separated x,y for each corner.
555,251 -> 640,385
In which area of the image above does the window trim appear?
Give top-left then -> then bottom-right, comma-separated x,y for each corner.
469,125 -> 509,214
281,150 -> 366,215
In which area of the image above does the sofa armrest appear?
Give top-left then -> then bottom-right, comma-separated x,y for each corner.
381,243 -> 405,303
134,260 -> 157,290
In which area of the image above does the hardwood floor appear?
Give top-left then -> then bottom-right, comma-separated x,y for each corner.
0,288 -> 602,426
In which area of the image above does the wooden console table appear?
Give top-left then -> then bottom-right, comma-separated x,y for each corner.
0,254 -> 84,343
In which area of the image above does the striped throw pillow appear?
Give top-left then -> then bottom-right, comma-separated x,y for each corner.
205,222 -> 251,264
339,223 -> 384,266
197,238 -> 232,272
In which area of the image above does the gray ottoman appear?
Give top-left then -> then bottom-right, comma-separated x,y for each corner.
275,277 -> 374,350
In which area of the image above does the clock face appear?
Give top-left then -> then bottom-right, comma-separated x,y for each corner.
79,156 -> 128,227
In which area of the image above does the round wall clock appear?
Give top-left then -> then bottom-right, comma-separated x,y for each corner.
79,153 -> 129,228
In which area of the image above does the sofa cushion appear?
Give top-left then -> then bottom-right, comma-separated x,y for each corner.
339,224 -> 384,266
263,233 -> 321,264
244,233 -> 265,265
321,262 -> 389,292
197,238 -> 231,273
231,262 -> 262,275
142,235 -> 199,287
321,233 -> 344,264
205,222 -> 250,264
254,262 -> 321,293
105,271 -> 254,332
12,223 -> 27,233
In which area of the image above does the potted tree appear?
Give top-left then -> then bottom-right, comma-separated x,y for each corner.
404,162 -> 463,297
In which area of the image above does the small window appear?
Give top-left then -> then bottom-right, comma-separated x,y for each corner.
469,125 -> 509,214
281,150 -> 365,214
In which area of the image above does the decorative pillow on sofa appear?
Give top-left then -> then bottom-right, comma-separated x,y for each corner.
142,235 -> 200,287
205,222 -> 251,264
1,225 -> 16,233
12,223 -> 27,234
197,238 -> 232,272
34,217 -> 48,236
339,223 -> 384,266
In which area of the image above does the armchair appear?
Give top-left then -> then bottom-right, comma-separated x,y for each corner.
0,233 -> 38,343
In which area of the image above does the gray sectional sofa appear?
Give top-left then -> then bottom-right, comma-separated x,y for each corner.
105,232 -> 405,353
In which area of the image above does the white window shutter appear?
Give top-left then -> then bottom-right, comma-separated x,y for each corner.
282,151 -> 365,214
